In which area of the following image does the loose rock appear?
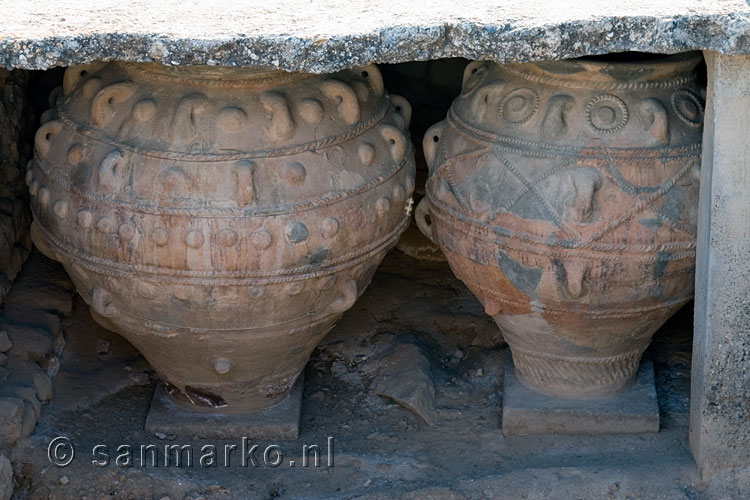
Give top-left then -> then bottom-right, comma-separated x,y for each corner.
5,355 -> 52,402
0,453 -> 12,500
373,343 -> 438,426
4,323 -> 53,362
0,330 -> 10,352
0,397 -> 24,447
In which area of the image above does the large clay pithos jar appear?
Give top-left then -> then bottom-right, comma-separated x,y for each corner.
417,53 -> 703,398
29,61 -> 415,412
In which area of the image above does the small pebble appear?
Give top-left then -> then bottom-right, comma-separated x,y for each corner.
310,390 -> 325,399
96,339 -> 111,355
130,372 -> 150,385
363,479 -> 372,488
454,348 -> 465,359
155,432 -> 167,440
59,475 -> 69,485
476,368 -> 484,377
45,356 -> 60,377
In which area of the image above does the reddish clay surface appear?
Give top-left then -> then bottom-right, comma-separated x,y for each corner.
418,54 -> 704,398
28,61 -> 415,412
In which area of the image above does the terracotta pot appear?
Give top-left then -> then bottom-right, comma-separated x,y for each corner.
29,61 -> 415,412
417,53 -> 703,398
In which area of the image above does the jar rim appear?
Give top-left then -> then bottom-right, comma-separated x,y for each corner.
503,51 -> 703,88
117,61 -> 312,85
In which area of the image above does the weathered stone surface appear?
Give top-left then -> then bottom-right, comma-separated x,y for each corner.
0,1 -> 749,71
1,251 -> 74,318
373,343 -> 438,425
0,453 -> 12,500
690,51 -> 750,481
17,400 -> 38,438
40,354 -> 59,378
0,398 -> 24,447
4,324 -> 52,362
1,386 -> 41,421
4,356 -> 52,402
145,374 -> 304,439
0,331 -> 10,353
0,69 -> 31,305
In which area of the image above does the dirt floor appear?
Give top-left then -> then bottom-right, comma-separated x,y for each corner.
6,246 -> 750,499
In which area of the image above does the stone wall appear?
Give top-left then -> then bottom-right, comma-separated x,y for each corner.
0,70 -> 32,304
0,68 -> 72,500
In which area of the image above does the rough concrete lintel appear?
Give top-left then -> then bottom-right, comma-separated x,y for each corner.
2,2 -> 750,71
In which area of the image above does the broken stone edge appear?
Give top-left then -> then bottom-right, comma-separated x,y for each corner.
4,13 -> 750,71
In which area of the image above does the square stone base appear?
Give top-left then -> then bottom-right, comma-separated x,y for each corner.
502,351 -> 659,437
145,375 -> 303,439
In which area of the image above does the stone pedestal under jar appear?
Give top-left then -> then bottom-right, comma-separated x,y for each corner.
28,61 -> 415,436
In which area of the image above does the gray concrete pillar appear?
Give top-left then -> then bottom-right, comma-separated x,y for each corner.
690,51 -> 750,480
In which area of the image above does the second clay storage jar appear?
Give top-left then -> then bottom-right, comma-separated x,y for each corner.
417,53 -> 704,398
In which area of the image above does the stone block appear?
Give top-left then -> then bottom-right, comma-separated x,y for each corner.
0,398 -> 24,448
0,453 -> 11,500
0,331 -> 10,352
690,51 -> 750,480
145,375 -> 304,440
2,252 -> 73,317
5,356 -> 52,402
373,343 -> 438,426
502,351 -> 659,436
4,323 -> 52,362
0,386 -> 40,421
1,4 -> 750,72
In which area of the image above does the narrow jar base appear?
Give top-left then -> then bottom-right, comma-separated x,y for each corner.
510,347 -> 644,400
